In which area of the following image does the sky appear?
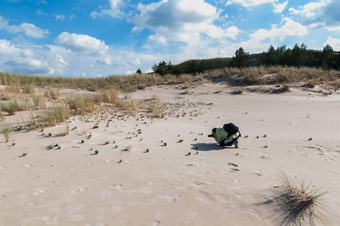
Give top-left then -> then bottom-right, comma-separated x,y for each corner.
0,0 -> 339,77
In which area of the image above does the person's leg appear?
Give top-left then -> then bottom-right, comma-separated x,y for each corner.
233,135 -> 240,148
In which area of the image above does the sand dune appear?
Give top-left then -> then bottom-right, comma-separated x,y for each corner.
1,82 -> 340,225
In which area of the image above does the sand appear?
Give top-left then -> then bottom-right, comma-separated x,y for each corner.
0,82 -> 340,225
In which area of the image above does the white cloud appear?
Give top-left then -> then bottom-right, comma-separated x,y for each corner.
133,0 -> 238,45
91,0 -> 124,19
289,0 -> 340,29
226,0 -> 276,7
250,17 -> 308,42
289,1 -> 327,18
0,15 -> 49,38
0,39 -> 51,74
0,38 -> 157,77
147,34 -> 168,46
55,32 -> 109,55
323,36 -> 340,50
56,15 -> 65,21
98,56 -> 112,66
213,17 -> 309,58
327,26 -> 340,31
273,1 -> 288,13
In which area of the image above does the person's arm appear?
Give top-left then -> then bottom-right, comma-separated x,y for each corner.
221,132 -> 240,145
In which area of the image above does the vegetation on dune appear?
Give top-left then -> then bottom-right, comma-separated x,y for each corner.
270,173 -> 327,226
1,123 -> 11,142
0,71 -> 195,92
164,43 -> 340,75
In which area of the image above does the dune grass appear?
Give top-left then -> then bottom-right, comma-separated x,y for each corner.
32,95 -> 47,109
1,99 -> 19,115
0,111 -> 4,121
22,84 -> 35,95
1,123 -> 11,142
43,104 -> 70,126
68,94 -> 95,115
266,172 -> 327,226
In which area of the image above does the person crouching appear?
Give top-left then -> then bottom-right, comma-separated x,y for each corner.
209,123 -> 241,148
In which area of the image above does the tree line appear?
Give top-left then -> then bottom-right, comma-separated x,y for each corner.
149,43 -> 339,75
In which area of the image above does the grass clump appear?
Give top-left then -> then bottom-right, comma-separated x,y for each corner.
43,104 -> 70,126
0,111 -> 4,121
1,99 -> 19,115
68,94 -> 95,114
32,95 -> 46,109
1,123 -> 11,142
262,172 -> 327,226
147,104 -> 164,118
44,88 -> 60,100
22,84 -> 36,95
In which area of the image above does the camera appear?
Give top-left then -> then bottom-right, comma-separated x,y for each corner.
208,134 -> 213,137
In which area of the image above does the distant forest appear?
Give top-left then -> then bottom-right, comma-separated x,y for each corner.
151,43 -> 340,75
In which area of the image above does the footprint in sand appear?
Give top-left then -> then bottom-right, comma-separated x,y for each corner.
227,162 -> 239,167
227,163 -> 240,172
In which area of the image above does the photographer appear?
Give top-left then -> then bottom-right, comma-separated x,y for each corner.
209,123 -> 241,148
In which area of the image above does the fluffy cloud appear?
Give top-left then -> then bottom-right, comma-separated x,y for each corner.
289,0 -> 340,29
0,39 -> 51,74
226,0 -> 289,13
214,17 -> 308,57
0,15 -> 49,38
226,0 -> 276,7
273,1 -> 288,13
323,36 -> 340,50
0,36 -> 152,77
133,0 -> 239,45
250,17 -> 308,42
91,0 -> 124,19
55,32 -> 109,55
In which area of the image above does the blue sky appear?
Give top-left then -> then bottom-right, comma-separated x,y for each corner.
0,0 -> 339,77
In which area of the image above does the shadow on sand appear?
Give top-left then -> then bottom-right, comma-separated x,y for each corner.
191,143 -> 236,151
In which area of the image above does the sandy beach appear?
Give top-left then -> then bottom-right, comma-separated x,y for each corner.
1,81 -> 340,225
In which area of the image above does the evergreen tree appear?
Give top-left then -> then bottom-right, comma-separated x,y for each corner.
232,47 -> 249,67
321,45 -> 335,70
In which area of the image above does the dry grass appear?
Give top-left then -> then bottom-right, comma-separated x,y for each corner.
95,89 -> 119,104
1,123 -> 11,142
44,88 -> 60,100
147,104 -> 164,118
22,84 -> 35,95
1,99 -> 19,115
42,104 -> 70,126
0,71 -> 200,93
0,111 -> 4,121
261,172 -> 327,226
229,66 -> 340,89
68,94 -> 95,115
6,84 -> 21,93
32,95 -> 47,109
